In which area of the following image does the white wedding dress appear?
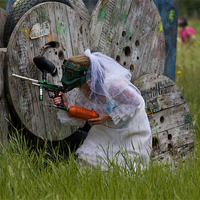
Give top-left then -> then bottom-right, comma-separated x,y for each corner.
57,75 -> 152,171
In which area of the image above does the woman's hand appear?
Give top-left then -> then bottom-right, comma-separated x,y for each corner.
88,113 -> 111,125
52,92 -> 69,108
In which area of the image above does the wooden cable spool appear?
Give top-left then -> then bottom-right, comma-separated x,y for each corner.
6,2 -> 91,141
133,74 -> 194,166
89,0 -> 166,82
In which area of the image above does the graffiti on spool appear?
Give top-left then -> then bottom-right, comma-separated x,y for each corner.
141,80 -> 174,101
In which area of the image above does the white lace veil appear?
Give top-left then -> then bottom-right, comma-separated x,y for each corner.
84,49 -> 141,114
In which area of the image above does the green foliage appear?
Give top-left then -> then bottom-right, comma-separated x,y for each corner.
176,19 -> 200,138
179,0 -> 200,17
0,128 -> 200,199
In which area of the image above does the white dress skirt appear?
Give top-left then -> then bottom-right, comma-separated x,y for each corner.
57,87 -> 152,171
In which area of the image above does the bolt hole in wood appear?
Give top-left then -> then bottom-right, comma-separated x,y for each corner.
152,136 -> 159,149
130,64 -> 134,72
160,116 -> 164,123
137,57 -> 139,60
47,41 -> 59,48
79,26 -> 83,34
135,40 -> 140,47
168,143 -> 173,150
168,134 -> 172,140
124,46 -> 131,56
122,31 -> 126,36
39,41 -> 60,55
116,55 -> 120,63
58,51 -> 64,60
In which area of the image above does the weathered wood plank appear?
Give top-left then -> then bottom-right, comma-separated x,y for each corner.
0,8 -> 8,48
6,2 -> 91,141
69,0 -> 91,22
153,143 -> 194,167
133,74 -> 195,166
89,0 -> 165,82
134,74 -> 187,113
148,103 -> 192,134
0,50 -> 12,145
152,123 -> 194,154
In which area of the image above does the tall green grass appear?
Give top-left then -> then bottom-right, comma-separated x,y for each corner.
1,19 -> 200,200
1,128 -> 200,200
176,19 -> 200,140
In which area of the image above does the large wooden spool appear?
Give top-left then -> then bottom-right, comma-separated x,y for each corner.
6,2 -> 91,141
133,74 -> 194,166
89,0 -> 166,81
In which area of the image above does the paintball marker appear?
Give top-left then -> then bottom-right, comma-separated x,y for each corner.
12,56 -> 99,120
12,56 -> 67,109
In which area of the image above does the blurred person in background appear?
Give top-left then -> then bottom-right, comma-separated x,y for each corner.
178,17 -> 196,44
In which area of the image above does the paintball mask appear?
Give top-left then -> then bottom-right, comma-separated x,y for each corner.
61,62 -> 89,91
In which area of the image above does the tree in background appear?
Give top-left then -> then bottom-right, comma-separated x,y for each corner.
179,0 -> 200,17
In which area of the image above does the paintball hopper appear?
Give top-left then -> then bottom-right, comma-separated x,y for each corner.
33,56 -> 57,77
61,62 -> 88,91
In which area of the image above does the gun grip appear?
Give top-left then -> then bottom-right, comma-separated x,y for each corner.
54,91 -> 64,107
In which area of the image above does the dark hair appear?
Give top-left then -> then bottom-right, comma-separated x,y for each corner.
179,17 -> 188,27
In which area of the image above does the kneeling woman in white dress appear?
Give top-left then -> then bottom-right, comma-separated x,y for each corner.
53,49 -> 152,170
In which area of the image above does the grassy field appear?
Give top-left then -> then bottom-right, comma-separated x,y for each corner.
1,19 -> 200,200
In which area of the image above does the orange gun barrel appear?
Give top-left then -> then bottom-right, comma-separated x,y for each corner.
67,106 -> 99,120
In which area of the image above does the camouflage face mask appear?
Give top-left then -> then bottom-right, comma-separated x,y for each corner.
61,62 -> 88,91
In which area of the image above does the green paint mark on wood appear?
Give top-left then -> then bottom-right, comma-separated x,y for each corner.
99,7 -> 107,21
41,11 -> 48,22
121,11 -> 128,24
111,10 -> 120,26
184,113 -> 193,124
56,22 -> 62,33
19,28 -> 25,35
56,22 -> 69,37
73,49 -> 77,56
150,104 -> 160,112
169,9 -> 175,23
127,29 -> 132,40
157,21 -> 163,34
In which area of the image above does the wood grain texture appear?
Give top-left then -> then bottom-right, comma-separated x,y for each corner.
89,0 -> 165,82
133,74 -> 194,166
69,0 -> 91,22
0,50 -> 12,145
6,2 -> 91,140
0,8 -> 8,48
